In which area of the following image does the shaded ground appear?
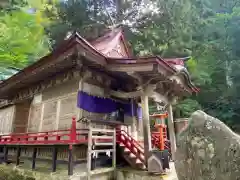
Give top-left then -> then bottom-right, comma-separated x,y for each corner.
0,158 -> 179,180
117,162 -> 178,180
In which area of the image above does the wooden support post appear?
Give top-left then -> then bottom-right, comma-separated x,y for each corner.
68,145 -> 74,176
32,148 -> 37,170
78,78 -> 84,123
167,104 -> 176,160
87,125 -> 92,180
112,127 -> 117,179
52,146 -> 58,172
39,104 -> 45,132
141,95 -> 152,165
55,101 -> 61,130
91,153 -> 96,170
131,99 -> 137,140
3,146 -> 8,163
16,146 -> 21,166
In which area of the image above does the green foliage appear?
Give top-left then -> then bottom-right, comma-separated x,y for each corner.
0,0 -> 27,12
45,0 -> 109,47
0,8 -> 49,78
175,99 -> 201,117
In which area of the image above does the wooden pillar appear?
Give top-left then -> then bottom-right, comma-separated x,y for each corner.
131,99 -> 137,140
141,95 -> 152,165
68,145 -> 74,176
112,127 -> 117,179
16,146 -> 21,166
52,146 -> 58,172
3,146 -> 8,163
137,104 -> 143,141
39,104 -> 45,132
167,104 -> 176,160
55,101 -> 61,130
87,125 -> 92,180
32,148 -> 37,170
78,78 -> 84,121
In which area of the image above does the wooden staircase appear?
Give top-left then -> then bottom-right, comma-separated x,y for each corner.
116,129 -> 146,169
116,128 -> 171,170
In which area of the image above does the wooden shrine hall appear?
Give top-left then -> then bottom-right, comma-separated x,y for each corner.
0,28 -> 198,179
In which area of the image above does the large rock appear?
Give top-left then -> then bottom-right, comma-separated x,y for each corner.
175,110 -> 240,180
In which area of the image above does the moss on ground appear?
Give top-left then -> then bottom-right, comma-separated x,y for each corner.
0,164 -> 68,180
0,165 -> 34,180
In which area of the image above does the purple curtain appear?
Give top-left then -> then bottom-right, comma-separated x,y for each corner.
77,91 -> 117,113
77,91 -> 142,117
122,103 -> 134,116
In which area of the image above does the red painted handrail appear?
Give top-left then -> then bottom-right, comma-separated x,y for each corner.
116,129 -> 145,163
116,129 -> 144,152
0,116 -> 170,159
70,117 -> 77,142
0,117 -> 89,145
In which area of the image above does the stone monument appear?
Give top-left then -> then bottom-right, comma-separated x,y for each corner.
175,110 -> 240,180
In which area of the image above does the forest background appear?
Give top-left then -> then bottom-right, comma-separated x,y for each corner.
1,0 -> 240,131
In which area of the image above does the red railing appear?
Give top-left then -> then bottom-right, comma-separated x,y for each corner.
152,124 -> 168,150
0,116 -> 171,157
151,131 -> 171,158
116,128 -> 145,164
0,117 -> 89,145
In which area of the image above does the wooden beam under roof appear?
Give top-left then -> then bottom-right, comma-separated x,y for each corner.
107,63 -> 154,72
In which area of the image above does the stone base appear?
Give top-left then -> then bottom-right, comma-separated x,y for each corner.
117,162 -> 178,180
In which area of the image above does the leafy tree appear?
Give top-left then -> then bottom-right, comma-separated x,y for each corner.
0,9 -> 49,74
0,0 -> 27,12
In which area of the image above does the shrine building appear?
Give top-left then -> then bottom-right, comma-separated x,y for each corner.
0,28 -> 198,179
